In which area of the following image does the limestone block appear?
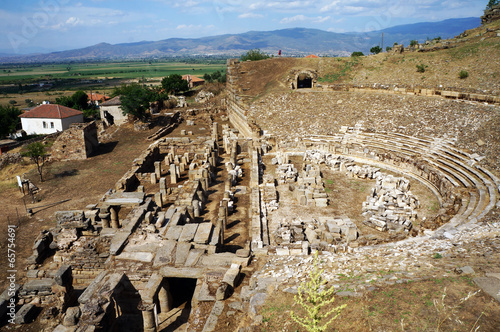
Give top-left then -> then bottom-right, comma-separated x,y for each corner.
179,224 -> 199,242
153,240 -> 177,267
185,248 -> 205,267
175,242 -> 192,265
14,303 -> 37,324
194,223 -> 213,244
165,225 -> 183,241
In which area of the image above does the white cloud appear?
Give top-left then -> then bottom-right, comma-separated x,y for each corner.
280,15 -> 331,24
176,24 -> 215,31
238,13 -> 264,19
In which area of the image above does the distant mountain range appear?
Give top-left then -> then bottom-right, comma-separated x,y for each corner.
0,17 -> 480,63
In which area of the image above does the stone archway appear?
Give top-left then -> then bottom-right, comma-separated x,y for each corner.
297,73 -> 313,89
289,69 -> 318,89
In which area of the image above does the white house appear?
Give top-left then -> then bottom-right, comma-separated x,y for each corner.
99,96 -> 128,126
19,104 -> 84,135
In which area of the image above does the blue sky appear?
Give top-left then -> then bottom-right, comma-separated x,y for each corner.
0,0 -> 486,54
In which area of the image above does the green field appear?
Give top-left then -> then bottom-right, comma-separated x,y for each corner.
0,60 -> 226,84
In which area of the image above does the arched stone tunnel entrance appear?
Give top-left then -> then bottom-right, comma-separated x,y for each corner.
297,73 -> 313,89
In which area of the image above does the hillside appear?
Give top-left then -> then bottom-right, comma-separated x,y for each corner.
0,17 -> 479,63
232,20 -> 500,176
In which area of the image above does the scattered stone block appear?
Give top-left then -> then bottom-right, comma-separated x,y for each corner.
14,303 -> 37,324
175,242 -> 192,266
179,224 -> 199,242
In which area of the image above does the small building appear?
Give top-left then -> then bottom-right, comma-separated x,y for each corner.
99,96 -> 128,126
182,75 -> 205,89
87,92 -> 110,106
305,54 -> 319,58
19,104 -> 84,135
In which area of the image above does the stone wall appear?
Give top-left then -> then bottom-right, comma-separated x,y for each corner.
226,59 -> 262,138
51,121 -> 99,161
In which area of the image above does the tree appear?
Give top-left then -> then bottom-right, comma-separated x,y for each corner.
290,252 -> 347,332
386,46 -> 392,52
240,48 -> 270,61
0,105 -> 21,138
71,90 -> 89,110
55,90 -> 89,111
115,83 -> 152,120
410,40 -> 418,47
486,0 -> 499,9
161,74 -> 189,95
351,51 -> 364,57
23,142 -> 48,182
370,46 -> 382,54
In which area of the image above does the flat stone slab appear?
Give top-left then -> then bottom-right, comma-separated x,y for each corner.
185,248 -> 205,267
160,266 -> 207,279
22,279 -> 55,292
474,277 -> 500,302
109,232 -> 131,256
115,251 -> 154,263
123,242 -> 161,253
14,303 -> 37,324
78,273 -> 124,305
194,223 -> 213,244
179,224 -> 199,242
199,253 -> 251,268
175,242 -> 192,266
153,240 -> 177,267
165,225 -> 183,241
202,301 -> 225,332
105,192 -> 145,205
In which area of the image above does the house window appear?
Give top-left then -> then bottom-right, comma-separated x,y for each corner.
50,122 -> 54,128
43,121 -> 47,128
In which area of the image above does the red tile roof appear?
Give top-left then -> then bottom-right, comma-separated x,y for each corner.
305,54 -> 319,58
87,92 -> 110,102
19,104 -> 83,119
182,75 -> 205,83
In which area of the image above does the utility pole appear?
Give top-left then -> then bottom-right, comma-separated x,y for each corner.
381,32 -> 384,52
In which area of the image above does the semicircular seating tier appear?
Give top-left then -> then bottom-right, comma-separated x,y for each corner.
293,129 -> 500,235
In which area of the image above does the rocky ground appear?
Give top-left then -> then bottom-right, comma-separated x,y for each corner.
248,91 -> 500,175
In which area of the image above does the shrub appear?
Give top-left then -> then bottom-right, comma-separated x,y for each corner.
386,46 -> 392,52
351,51 -> 364,57
240,49 -> 269,61
290,252 -> 346,331
370,46 -> 382,54
459,70 -> 469,79
410,40 -> 418,47
416,64 -> 427,73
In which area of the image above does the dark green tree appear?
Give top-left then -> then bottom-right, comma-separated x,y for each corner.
370,46 -> 382,54
0,105 -> 21,138
240,49 -> 270,61
23,142 -> 48,182
71,90 -> 89,110
486,0 -> 499,9
55,90 -> 88,110
114,83 -> 152,120
351,51 -> 364,57
161,74 -> 189,95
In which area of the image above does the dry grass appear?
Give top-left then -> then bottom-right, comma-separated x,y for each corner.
253,276 -> 500,332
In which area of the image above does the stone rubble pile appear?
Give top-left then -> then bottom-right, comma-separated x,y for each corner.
305,150 -> 357,172
362,175 -> 419,232
273,216 -> 358,254
276,164 -> 298,184
249,221 -> 500,295
346,164 -> 382,179
295,164 -> 328,207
